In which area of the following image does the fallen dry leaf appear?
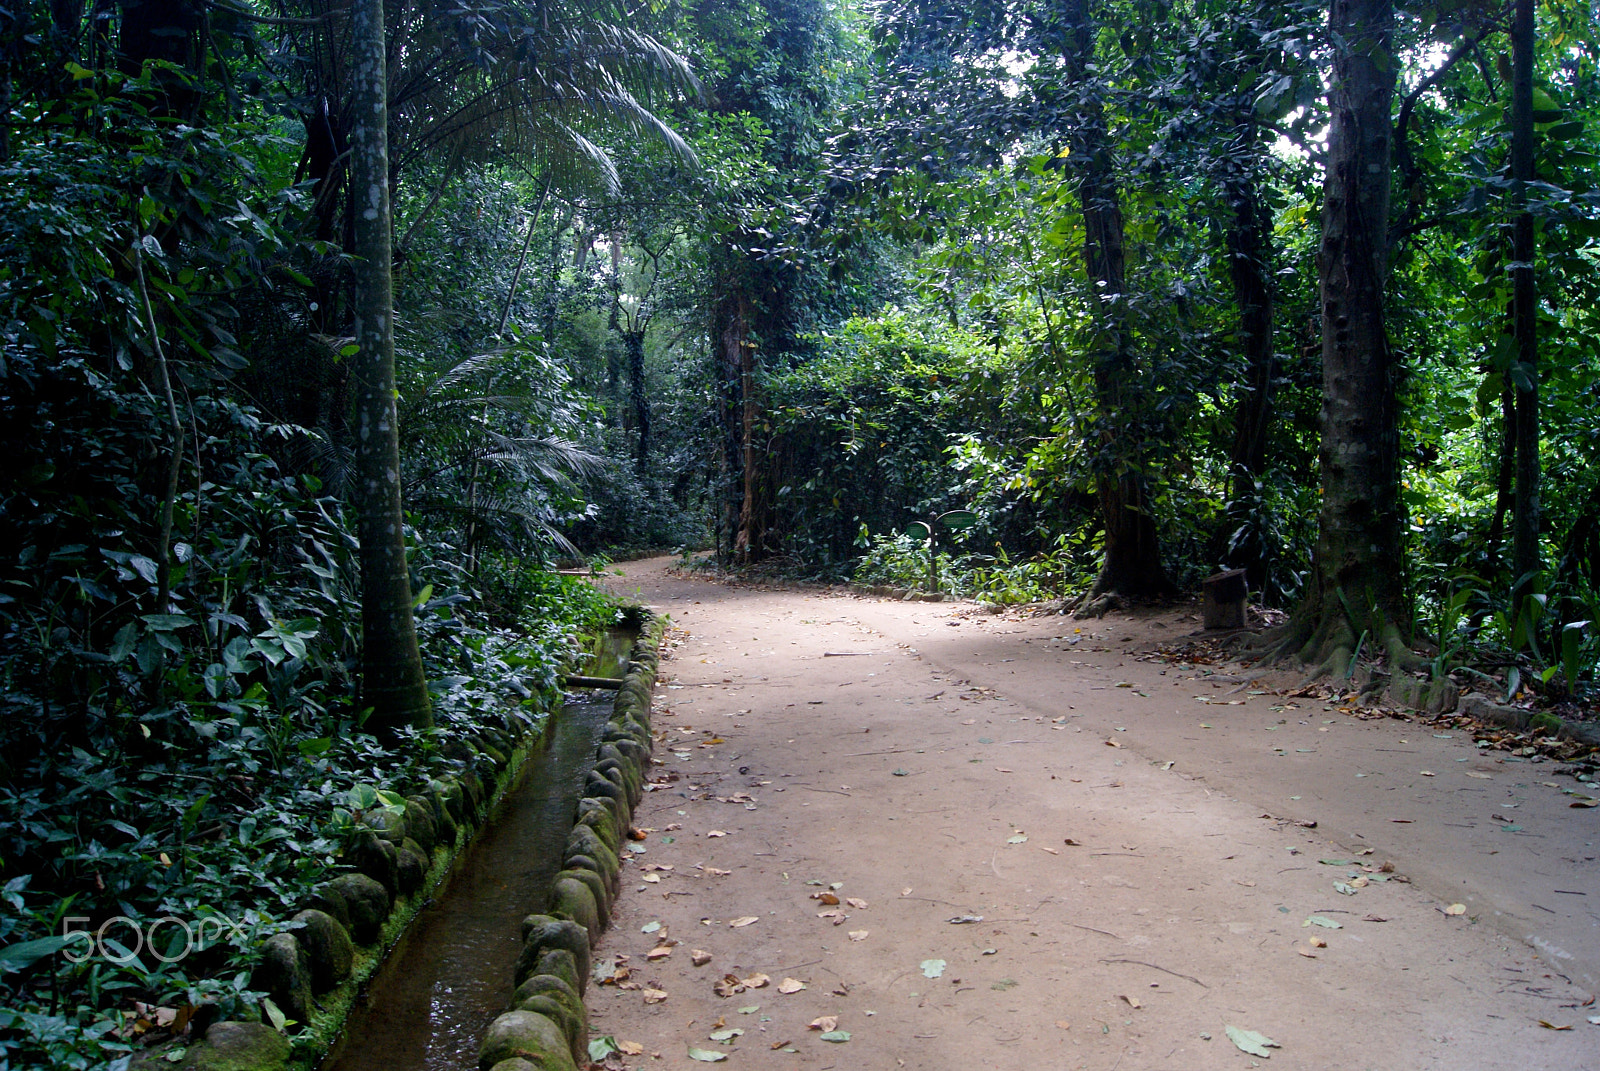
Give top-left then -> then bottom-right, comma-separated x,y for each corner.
778,978 -> 806,994
1538,1020 -> 1573,1031
1444,903 -> 1467,916
707,830 -> 729,838
704,867 -> 731,876
642,873 -> 662,884
809,1016 -> 838,1032
713,975 -> 744,998
1308,936 -> 1327,948
691,949 -> 712,966
845,897 -> 869,910
811,891 -> 841,905
769,1040 -> 792,1050
729,916 -> 759,928
646,946 -> 672,960
1064,838 -> 1082,846
1105,739 -> 1123,748
1039,846 -> 1060,855
1119,994 -> 1142,1009
642,989 -> 668,1004
617,1040 -> 644,1056
901,887 -> 913,896
742,974 -> 770,989
1297,948 -> 1319,958
848,930 -> 868,941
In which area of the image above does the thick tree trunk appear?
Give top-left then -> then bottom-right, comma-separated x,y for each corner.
1267,0 -> 1412,676
350,0 -> 431,732
1509,0 -> 1540,588
1061,0 -> 1169,600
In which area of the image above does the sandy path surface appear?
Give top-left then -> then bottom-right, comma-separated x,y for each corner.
585,557 -> 1598,1070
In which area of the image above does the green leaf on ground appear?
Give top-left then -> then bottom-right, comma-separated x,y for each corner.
688,1048 -> 728,1062
1304,916 -> 1342,929
819,1031 -> 851,1043
1006,834 -> 1028,844
1225,1025 -> 1280,1058
921,958 -> 947,978
589,1036 -> 619,1060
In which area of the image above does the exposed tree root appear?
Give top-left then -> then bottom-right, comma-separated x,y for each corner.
1073,591 -> 1124,620
1240,591 -> 1425,685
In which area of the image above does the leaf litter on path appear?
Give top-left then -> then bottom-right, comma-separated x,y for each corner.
1225,1025 -> 1281,1058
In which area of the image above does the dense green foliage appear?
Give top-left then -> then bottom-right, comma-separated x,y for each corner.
4,0 -> 1600,1065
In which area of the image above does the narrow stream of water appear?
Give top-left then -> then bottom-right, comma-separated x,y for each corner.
324,631 -> 634,1071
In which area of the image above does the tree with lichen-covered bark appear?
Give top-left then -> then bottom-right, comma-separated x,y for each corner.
349,0 -> 433,732
1253,0 -> 1421,680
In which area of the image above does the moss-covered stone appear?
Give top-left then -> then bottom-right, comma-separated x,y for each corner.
396,838 -> 427,896
511,972 -> 583,1021
563,826 -> 618,883
530,947 -> 581,995
319,873 -> 390,944
573,806 -> 619,854
290,909 -> 353,993
348,829 -> 399,896
554,867 -> 609,928
361,808 -> 406,844
513,993 -> 586,1065
477,1010 -> 577,1071
460,769 -> 485,815
574,797 -> 617,842
1532,710 -> 1563,734
403,797 -> 438,853
304,884 -> 351,932
580,772 -> 628,827
432,778 -> 467,826
594,756 -> 639,803
514,918 -> 590,991
253,933 -> 310,1026
181,1021 -> 290,1071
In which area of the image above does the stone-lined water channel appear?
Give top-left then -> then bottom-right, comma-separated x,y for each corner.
324,634 -> 634,1071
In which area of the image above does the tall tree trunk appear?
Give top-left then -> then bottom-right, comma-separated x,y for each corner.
1268,0 -> 1412,675
1485,380 -> 1515,565
624,328 -> 651,474
1060,0 -> 1169,601
350,0 -> 431,732
734,317 -> 767,565
1221,160 -> 1276,590
1509,0 -> 1539,589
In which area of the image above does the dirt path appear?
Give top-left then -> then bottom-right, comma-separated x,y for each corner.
585,558 -> 1598,1070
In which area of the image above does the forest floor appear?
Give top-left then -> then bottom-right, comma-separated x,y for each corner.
584,556 -> 1599,1071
